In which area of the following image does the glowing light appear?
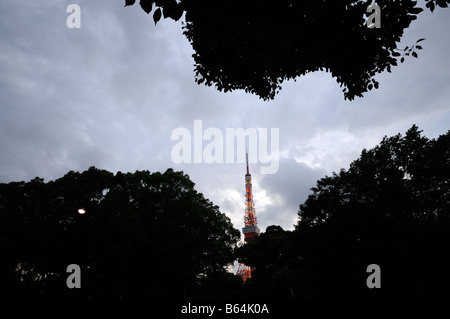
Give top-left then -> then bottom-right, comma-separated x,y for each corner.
78,208 -> 86,214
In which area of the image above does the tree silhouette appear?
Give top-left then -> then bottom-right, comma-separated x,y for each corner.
235,225 -> 296,299
298,125 -> 450,227
125,0 -> 449,100
0,167 -> 240,299
237,125 -> 450,299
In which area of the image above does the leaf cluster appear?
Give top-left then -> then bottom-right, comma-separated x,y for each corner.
125,0 -> 449,100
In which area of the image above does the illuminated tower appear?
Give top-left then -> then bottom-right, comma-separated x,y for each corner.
242,153 -> 260,242
236,153 -> 260,281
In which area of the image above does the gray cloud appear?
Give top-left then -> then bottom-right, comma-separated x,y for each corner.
0,1 -> 449,234
258,158 -> 327,231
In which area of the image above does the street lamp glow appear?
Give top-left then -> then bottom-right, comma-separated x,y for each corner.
78,208 -> 86,214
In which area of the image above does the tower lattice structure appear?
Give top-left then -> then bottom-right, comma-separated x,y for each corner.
236,153 -> 260,281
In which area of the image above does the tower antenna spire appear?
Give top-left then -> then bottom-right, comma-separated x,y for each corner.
246,152 -> 249,175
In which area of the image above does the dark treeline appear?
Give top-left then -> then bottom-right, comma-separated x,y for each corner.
0,168 -> 240,299
1,125 -> 449,299
237,125 -> 450,299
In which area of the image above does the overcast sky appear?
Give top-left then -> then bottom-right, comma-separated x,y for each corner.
1,1 -> 449,234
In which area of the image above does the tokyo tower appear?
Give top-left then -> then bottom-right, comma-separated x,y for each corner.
236,153 -> 260,281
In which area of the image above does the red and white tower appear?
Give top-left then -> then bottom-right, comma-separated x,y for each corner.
236,153 -> 260,281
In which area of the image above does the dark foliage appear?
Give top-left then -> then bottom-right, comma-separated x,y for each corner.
2,126 -> 449,299
125,0 -> 449,100
236,125 -> 450,299
0,168 -> 240,299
